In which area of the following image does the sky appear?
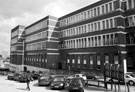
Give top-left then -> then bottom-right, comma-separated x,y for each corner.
0,0 -> 99,57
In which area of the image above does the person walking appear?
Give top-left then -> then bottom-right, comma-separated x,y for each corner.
26,74 -> 31,91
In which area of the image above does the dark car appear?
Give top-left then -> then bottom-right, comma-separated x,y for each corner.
31,73 -> 40,80
50,76 -> 66,89
18,74 -> 27,83
13,73 -> 22,81
68,78 -> 85,92
7,73 -> 15,80
38,75 -> 53,86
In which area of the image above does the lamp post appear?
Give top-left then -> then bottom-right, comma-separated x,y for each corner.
22,40 -> 24,72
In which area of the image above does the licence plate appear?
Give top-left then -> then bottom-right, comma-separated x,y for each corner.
55,86 -> 59,88
73,87 -> 78,89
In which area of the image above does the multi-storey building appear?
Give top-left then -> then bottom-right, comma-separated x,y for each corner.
10,25 -> 25,72
10,0 -> 135,73
58,0 -> 135,73
124,0 -> 135,72
24,15 -> 59,72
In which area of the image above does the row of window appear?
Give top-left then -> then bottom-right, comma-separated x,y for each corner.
25,58 -> 47,68
11,37 -> 18,44
125,14 -> 135,27
25,31 -> 47,42
60,33 -> 118,49
66,55 -> 119,69
122,0 -> 135,10
126,33 -> 135,44
10,46 -> 16,51
11,30 -> 18,38
61,17 -> 117,37
26,41 -> 46,51
25,20 -> 48,35
60,0 -> 117,27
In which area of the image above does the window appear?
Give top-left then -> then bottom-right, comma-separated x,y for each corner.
114,18 -> 117,27
42,42 -> 46,49
72,59 -> 75,64
88,24 -> 91,32
128,16 -> 134,26
110,34 -> 114,45
87,10 -> 90,18
105,55 -> 109,63
113,1 -> 117,10
98,36 -> 101,46
91,24 -> 94,32
78,56 -> 80,64
110,19 -> 113,28
90,55 -> 93,69
109,2 -> 113,11
105,4 -> 108,13
114,55 -> 118,64
128,0 -> 132,9
103,35 -> 106,45
125,17 -> 129,27
102,5 -> 105,14
83,56 -> 87,68
94,23 -> 97,31
77,56 -> 80,68
94,8 -> 97,16
97,7 -> 100,16
91,9 -> 93,18
98,22 -> 100,30
97,55 -> 101,70
106,20 -> 109,29
114,34 -> 118,44
102,21 -> 105,30
95,37 -> 97,46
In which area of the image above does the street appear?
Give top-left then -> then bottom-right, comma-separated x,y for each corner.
0,75 -> 135,92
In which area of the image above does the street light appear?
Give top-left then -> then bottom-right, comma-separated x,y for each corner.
22,40 -> 24,72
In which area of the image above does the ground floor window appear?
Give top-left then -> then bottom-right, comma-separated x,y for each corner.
114,55 -> 119,64
105,55 -> 109,63
89,55 -> 93,69
97,55 -> 101,70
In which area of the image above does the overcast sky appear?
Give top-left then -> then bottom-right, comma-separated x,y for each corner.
0,0 -> 99,56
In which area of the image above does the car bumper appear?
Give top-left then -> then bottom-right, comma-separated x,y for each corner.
68,87 -> 83,91
38,82 -> 50,86
51,85 -> 64,89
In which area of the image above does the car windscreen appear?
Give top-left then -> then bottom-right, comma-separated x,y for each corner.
53,77 -> 64,82
128,73 -> 135,77
70,79 -> 82,84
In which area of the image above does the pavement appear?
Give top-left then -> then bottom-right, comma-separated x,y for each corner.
0,75 -> 135,92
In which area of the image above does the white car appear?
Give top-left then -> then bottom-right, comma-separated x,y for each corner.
125,72 -> 135,85
74,74 -> 87,81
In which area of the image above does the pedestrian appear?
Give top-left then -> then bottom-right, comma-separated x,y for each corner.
26,74 -> 31,91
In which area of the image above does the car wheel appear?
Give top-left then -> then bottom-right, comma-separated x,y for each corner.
128,81 -> 134,85
81,89 -> 84,92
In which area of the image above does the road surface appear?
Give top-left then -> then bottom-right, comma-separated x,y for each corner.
0,75 -> 134,92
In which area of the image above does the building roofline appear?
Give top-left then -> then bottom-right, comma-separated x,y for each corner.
25,15 -> 58,29
59,0 -> 113,20
11,25 -> 25,32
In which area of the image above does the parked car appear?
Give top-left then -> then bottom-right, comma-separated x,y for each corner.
38,75 -> 53,86
31,72 -> 40,80
74,74 -> 87,81
50,76 -> 66,89
68,78 -> 85,92
125,72 -> 135,85
7,73 -> 15,80
18,74 -> 27,83
85,73 -> 98,80
13,73 -> 22,81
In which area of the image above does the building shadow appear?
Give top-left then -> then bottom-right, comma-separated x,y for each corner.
85,86 -> 106,91
33,83 -> 39,87
16,88 -> 27,90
